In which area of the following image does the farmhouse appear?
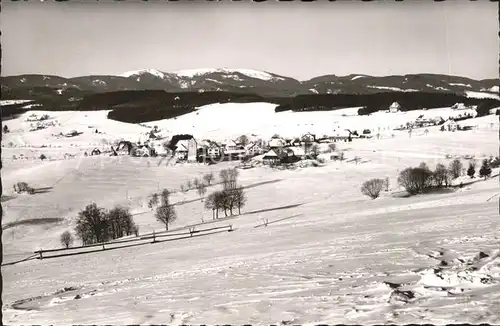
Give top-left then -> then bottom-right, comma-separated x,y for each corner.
388,102 -> 401,113
132,145 -> 156,157
207,142 -> 222,158
452,103 -> 469,110
286,146 -> 306,158
301,132 -> 317,144
112,140 -> 135,156
442,119 -> 458,132
414,115 -> 437,128
245,142 -> 264,156
261,149 -> 295,165
222,139 -> 239,151
262,149 -> 282,165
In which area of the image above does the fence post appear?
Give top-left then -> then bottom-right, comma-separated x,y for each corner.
229,224 -> 233,232
152,230 -> 156,243
102,243 -> 105,250
39,249 -> 43,260
189,227 -> 193,236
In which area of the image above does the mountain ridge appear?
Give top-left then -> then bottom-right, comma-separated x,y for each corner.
2,69 -> 498,99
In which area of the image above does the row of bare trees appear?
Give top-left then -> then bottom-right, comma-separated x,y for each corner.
361,157 -> 495,199
204,168 -> 247,219
180,172 -> 214,193
60,167 -> 251,248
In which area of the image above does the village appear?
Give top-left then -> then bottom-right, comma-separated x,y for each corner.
81,101 -> 481,166
2,101 -> 483,166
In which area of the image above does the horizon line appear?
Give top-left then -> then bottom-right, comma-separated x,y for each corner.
1,69 -> 498,82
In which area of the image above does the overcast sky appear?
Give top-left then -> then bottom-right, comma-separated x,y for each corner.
1,0 -> 498,80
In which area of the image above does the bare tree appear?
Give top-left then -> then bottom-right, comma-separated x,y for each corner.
361,178 -> 385,199
75,203 -> 108,245
433,163 -> 449,187
449,159 -> 463,179
155,204 -> 177,231
237,135 -> 249,146
220,168 -> 239,190
204,192 -> 217,219
309,144 -> 320,159
60,231 -> 74,249
419,162 -> 430,171
218,189 -> 234,216
186,180 -> 192,190
148,193 -> 159,210
205,191 -> 224,219
154,189 -> 176,230
193,178 -> 200,188
203,172 -> 214,186
106,206 -> 136,239
232,187 -> 247,214
197,183 -> 207,199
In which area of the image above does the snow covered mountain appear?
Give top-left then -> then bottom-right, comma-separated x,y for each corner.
1,69 -> 498,100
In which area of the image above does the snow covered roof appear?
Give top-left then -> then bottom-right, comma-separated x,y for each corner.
262,149 -> 281,158
389,102 -> 401,109
269,138 -> 286,147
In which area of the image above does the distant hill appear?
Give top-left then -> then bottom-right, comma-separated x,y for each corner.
1,69 -> 498,122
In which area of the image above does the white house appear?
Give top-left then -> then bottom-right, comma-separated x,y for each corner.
186,138 -> 198,162
443,119 -> 458,132
207,143 -> 222,157
175,140 -> 190,159
222,139 -> 238,151
452,103 -> 469,110
133,146 -> 152,157
245,142 -> 264,156
301,132 -> 317,144
389,102 -> 401,113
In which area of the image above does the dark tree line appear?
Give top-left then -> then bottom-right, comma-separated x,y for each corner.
394,157 -> 495,196
274,92 -> 500,117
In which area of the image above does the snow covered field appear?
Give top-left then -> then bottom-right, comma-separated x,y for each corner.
2,104 -> 500,325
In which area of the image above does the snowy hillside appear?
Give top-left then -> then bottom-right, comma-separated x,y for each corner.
145,102 -> 485,140
2,101 -> 500,325
120,69 -> 170,79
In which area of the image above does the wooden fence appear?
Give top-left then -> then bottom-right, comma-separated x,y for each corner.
34,224 -> 233,260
